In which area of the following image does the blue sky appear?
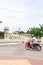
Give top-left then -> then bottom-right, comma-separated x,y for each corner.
0,0 -> 43,32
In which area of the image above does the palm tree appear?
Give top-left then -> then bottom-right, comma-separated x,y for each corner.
39,24 -> 43,36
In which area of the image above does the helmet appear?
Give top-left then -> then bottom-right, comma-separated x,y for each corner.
31,34 -> 34,37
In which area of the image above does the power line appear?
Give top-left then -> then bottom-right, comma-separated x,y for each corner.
0,8 -> 25,14
0,8 -> 43,17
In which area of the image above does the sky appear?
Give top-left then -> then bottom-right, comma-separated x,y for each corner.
0,0 -> 43,32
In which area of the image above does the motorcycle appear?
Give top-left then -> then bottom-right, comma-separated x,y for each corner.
25,41 -> 41,51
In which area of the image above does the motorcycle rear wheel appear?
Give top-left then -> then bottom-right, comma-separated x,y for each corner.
25,45 -> 30,50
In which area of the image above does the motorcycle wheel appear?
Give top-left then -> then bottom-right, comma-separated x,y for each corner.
25,45 -> 30,50
36,46 -> 41,51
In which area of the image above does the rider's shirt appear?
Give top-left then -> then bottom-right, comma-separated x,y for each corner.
30,37 -> 36,44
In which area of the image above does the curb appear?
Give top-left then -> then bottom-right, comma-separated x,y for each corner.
0,42 -> 21,45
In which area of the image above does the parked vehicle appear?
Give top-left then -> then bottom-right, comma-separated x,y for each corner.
25,41 -> 41,51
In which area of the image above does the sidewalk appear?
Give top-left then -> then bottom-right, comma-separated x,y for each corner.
0,60 -> 31,65
0,39 -> 21,45
0,56 -> 31,65
0,56 -> 43,65
0,42 -> 20,45
0,39 -> 21,43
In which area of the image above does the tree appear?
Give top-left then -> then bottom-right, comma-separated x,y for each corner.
19,31 -> 25,34
27,30 -> 30,34
0,31 -> 4,39
27,27 -> 41,38
0,21 -> 2,23
39,24 -> 43,36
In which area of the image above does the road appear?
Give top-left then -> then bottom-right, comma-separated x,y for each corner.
0,43 -> 43,59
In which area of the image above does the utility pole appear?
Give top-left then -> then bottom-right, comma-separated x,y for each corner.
18,27 -> 21,38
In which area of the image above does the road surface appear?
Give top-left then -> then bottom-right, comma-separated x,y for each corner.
0,43 -> 43,59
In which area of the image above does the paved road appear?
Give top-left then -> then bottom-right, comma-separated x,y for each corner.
0,43 -> 43,59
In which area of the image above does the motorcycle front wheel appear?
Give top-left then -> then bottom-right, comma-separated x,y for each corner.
36,46 -> 41,51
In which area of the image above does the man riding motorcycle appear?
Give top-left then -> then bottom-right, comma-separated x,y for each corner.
25,35 -> 41,51
30,35 -> 36,47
